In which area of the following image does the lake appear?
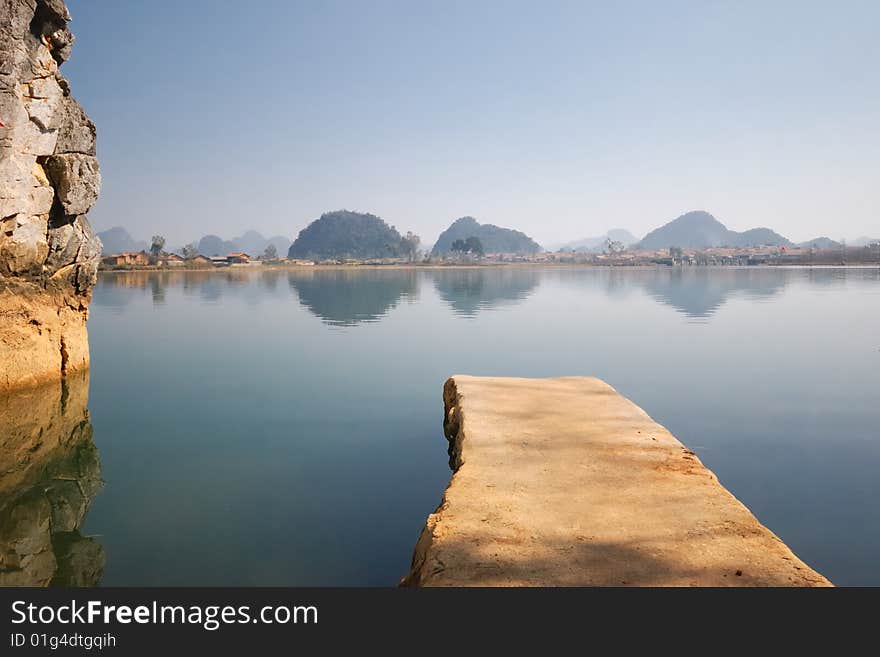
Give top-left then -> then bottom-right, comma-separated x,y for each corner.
2,266 -> 878,586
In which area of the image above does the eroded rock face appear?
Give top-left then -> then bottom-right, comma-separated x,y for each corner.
0,372 -> 104,587
0,0 -> 102,389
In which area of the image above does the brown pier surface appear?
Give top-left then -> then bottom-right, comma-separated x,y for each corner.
404,376 -> 831,586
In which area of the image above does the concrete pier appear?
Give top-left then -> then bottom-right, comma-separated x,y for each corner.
403,376 -> 831,586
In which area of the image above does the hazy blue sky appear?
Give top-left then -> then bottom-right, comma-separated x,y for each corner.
65,0 -> 878,247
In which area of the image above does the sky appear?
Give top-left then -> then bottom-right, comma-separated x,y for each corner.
63,0 -> 879,248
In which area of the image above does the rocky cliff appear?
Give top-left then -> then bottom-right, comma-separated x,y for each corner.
0,0 -> 101,389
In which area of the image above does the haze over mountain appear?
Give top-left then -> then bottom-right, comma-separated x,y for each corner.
797,237 -> 842,249
97,212 -> 870,261
196,231 -> 291,257
96,227 -> 148,254
288,211 -> 406,260
231,231 -> 291,256
431,217 -> 542,255
69,3 -> 880,250
98,226 -> 291,256
196,234 -> 235,257
637,211 -> 792,249
556,229 -> 639,252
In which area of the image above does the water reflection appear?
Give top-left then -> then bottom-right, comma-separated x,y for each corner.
287,269 -> 419,326
635,268 -> 787,319
635,267 -> 880,318
93,266 -> 880,325
553,266 -> 880,319
93,270 -> 253,307
0,373 -> 104,586
259,269 -> 282,292
81,265 -> 880,585
432,267 -> 541,317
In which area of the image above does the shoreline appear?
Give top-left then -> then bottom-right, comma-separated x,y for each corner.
96,262 -> 880,274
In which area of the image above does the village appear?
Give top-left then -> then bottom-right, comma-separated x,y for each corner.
100,242 -> 880,270
101,251 -> 316,269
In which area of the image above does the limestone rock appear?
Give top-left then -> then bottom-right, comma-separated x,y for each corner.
54,94 -> 96,155
0,213 -> 49,274
0,0 -> 102,389
24,75 -> 65,130
43,153 -> 101,216
52,535 -> 105,587
46,215 -> 101,293
47,215 -> 101,270
40,0 -> 73,24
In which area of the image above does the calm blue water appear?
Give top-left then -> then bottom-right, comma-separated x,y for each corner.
4,266 -> 879,585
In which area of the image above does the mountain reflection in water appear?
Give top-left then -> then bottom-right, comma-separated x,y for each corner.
88,266 -> 857,323
432,268 -> 541,317
287,269 -> 418,326
617,268 -> 786,320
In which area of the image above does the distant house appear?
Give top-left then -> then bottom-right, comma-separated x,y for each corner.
190,254 -> 212,266
209,256 -> 230,267
160,253 -> 185,266
102,251 -> 150,266
226,252 -> 250,264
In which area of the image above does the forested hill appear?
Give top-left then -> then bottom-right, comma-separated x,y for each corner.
431,217 -> 542,255
638,211 -> 792,249
288,211 -> 406,260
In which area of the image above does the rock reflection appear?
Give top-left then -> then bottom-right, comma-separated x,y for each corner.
0,372 -> 104,586
288,268 -> 419,326
431,268 -> 541,317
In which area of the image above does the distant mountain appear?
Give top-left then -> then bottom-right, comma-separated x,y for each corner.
98,227 -> 292,257
734,227 -> 792,247
557,228 -> 639,252
234,230 -> 272,255
798,237 -> 842,249
97,227 -> 148,254
265,235 -> 292,256
194,231 -> 291,256
288,210 -> 405,260
197,234 -> 237,256
230,230 -> 291,256
431,217 -> 542,255
637,211 -> 793,249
